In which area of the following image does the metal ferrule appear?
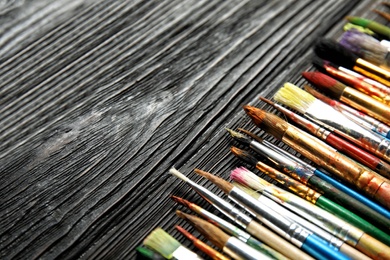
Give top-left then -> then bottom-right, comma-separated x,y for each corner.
188,180 -> 252,228
229,187 -> 306,247
258,193 -> 344,250
262,140 -> 316,172
172,245 -> 203,260
305,100 -> 385,152
267,189 -> 363,246
224,237 -> 272,260
199,208 -> 251,242
357,58 -> 390,80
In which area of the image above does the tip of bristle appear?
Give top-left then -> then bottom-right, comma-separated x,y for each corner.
314,38 -> 357,68
259,96 -> 275,106
304,72 -> 345,99
230,146 -> 259,165
274,82 -> 316,113
176,210 -> 187,219
194,168 -> 232,193
175,225 -> 194,240
170,195 -> 189,207
169,167 -> 189,182
230,167 -> 251,185
243,105 -> 267,127
231,167 -> 267,192
226,128 -> 251,146
143,228 -> 180,258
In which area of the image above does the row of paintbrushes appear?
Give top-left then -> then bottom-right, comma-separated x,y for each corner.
136,12 -> 390,260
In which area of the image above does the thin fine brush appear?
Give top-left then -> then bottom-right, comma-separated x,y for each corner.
373,9 -> 390,22
176,211 -> 272,260
143,228 -> 201,260
303,71 -> 390,125
273,83 -> 390,165
170,196 -> 288,260
168,168 -> 312,260
314,38 -> 390,86
175,225 -> 230,260
194,169 -> 350,260
243,106 -> 390,210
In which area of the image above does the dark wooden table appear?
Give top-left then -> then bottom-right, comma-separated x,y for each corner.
0,0 -> 385,259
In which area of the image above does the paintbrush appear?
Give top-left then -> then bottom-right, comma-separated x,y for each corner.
260,97 -> 390,179
346,16 -> 390,39
274,83 -> 390,164
169,168 -> 313,260
175,225 -> 230,260
170,196 -> 288,260
314,38 -> 390,86
339,29 -> 390,69
304,84 -> 390,139
143,228 -> 202,259
193,169 -> 351,260
136,247 -> 165,260
231,180 -> 371,260
229,126 -> 390,230
302,71 -> 390,125
176,210 -> 272,260
313,56 -> 390,104
313,56 -> 390,97
243,106 -> 390,209
374,9 -> 390,21
230,146 -> 390,248
238,127 -> 390,226
344,23 -> 377,36
238,128 -> 390,222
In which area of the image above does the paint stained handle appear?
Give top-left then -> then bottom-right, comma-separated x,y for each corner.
246,221 -> 314,260
339,243 -> 371,260
356,233 -> 390,260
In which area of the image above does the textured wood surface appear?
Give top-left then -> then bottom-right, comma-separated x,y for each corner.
0,0 -> 385,259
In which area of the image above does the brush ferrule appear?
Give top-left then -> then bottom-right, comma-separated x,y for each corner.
305,100 -> 385,152
224,237 -> 272,260
259,193 -> 344,250
172,245 -> 202,260
199,208 -> 251,242
251,140 -> 299,169
229,187 -> 306,247
188,180 -> 252,227
268,188 -> 362,246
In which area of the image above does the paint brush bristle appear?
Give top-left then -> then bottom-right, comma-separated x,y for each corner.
230,146 -> 259,166
225,128 -> 251,146
231,167 -> 268,192
176,210 -> 228,249
232,182 -> 261,199
237,128 -> 264,143
273,83 -> 316,114
193,169 -> 232,193
314,38 -> 358,69
243,106 -> 287,139
143,228 -> 181,259
170,195 -> 192,208
302,71 -> 345,99
169,167 -> 190,182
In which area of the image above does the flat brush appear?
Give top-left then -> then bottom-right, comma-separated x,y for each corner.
175,225 -> 230,260
194,169 -> 351,260
238,128 -> 390,227
314,38 -> 390,86
170,196 -> 287,260
303,71 -> 390,125
231,179 -> 371,260
243,106 -> 390,209
304,85 -> 390,139
313,56 -> 390,104
136,247 -> 165,260
261,97 -> 390,180
274,83 -> 390,165
346,16 -> 390,39
169,168 -> 312,260
230,146 -> 390,248
176,210 -> 272,260
143,228 -> 201,260
339,29 -> 390,69
229,126 -> 390,231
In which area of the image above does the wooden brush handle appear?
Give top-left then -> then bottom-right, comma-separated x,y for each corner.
339,243 -> 371,260
246,221 -> 314,260
356,233 -> 390,260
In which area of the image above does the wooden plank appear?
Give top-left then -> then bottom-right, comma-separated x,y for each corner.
0,0 -> 382,259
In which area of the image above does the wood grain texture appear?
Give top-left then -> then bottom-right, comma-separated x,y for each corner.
0,0 -> 383,259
